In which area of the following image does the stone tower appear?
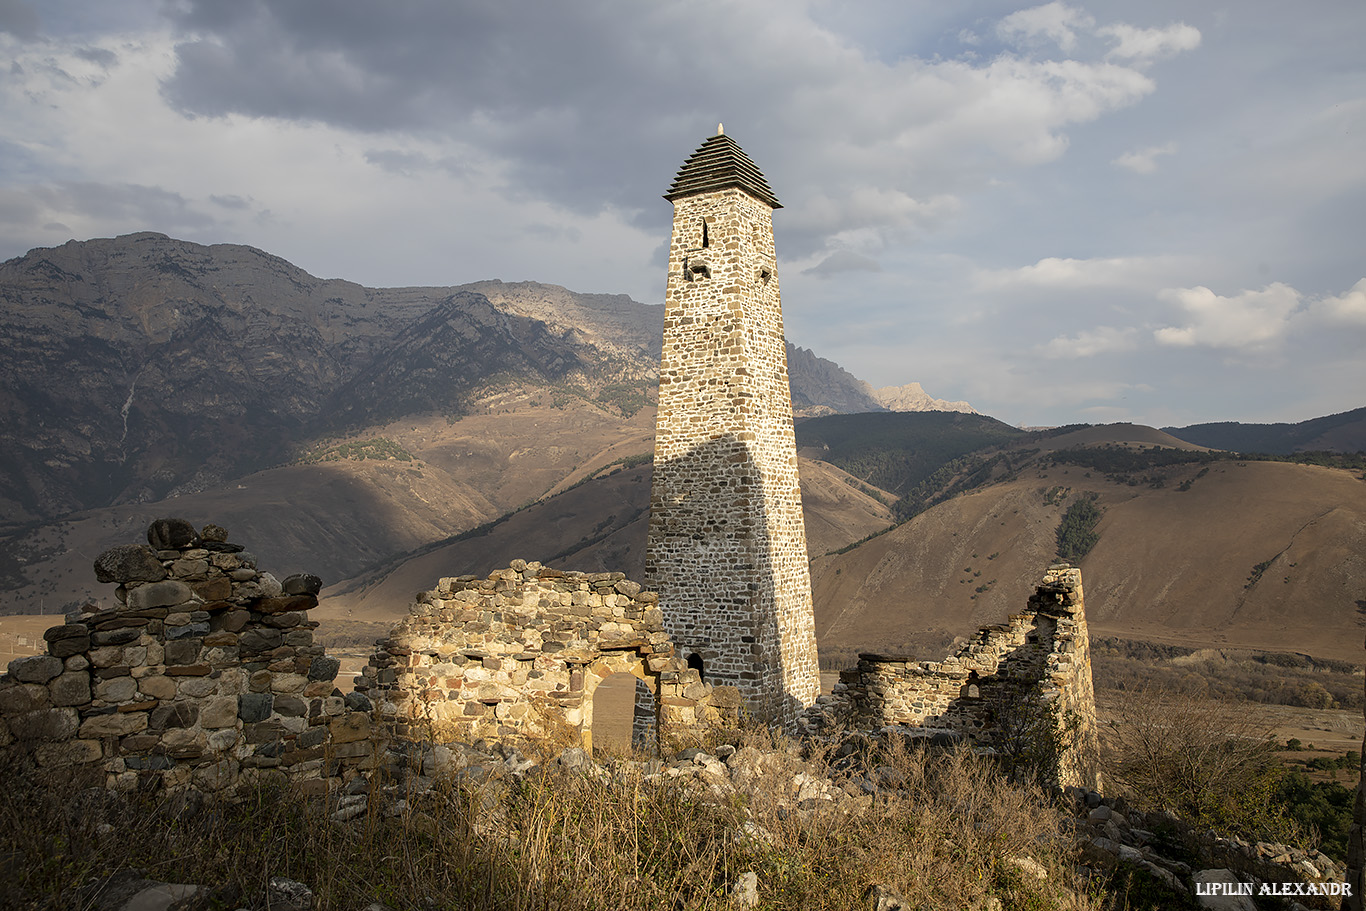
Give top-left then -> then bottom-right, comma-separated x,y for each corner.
645,126 -> 820,726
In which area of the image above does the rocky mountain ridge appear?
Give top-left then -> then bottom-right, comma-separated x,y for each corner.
872,381 -> 976,414
0,232 -> 924,530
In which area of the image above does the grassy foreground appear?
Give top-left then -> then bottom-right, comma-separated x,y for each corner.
0,734 -> 1113,911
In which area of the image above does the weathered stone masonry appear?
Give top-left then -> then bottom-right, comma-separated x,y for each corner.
356,560 -> 740,753
809,565 -> 1100,790
0,522 -> 742,793
0,519 -> 375,793
646,129 -> 820,727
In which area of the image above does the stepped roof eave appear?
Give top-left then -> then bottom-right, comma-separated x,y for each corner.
664,133 -> 782,210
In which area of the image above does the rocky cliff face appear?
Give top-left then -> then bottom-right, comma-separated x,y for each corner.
0,233 -> 885,529
872,382 -> 976,414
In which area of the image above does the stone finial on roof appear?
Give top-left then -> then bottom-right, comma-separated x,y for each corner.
664,131 -> 781,209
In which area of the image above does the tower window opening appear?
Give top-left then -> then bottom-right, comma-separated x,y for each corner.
701,219 -> 709,248
687,653 -> 705,683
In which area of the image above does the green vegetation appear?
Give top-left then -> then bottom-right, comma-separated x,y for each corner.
1092,638 -> 1362,709
301,438 -> 415,464
1276,773 -> 1354,861
595,380 -> 653,417
891,448 -> 1038,523
1055,494 -> 1102,563
546,506 -> 647,564
1163,406 -> 1366,455
1245,558 -> 1276,589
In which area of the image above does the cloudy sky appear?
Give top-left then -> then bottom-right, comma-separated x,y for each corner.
1,0 -> 1362,428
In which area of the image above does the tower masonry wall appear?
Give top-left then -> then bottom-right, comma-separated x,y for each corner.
647,183 -> 819,726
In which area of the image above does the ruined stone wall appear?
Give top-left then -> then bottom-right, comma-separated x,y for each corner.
810,565 -> 1100,789
647,176 -> 820,727
356,560 -> 740,753
0,520 -> 373,793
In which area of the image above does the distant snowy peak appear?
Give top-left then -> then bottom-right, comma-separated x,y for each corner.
871,382 -> 977,414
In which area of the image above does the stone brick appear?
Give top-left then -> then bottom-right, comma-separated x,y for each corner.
238,693 -> 274,722
220,610 -> 251,633
329,713 -> 370,744
79,711 -> 147,738
177,677 -> 217,698
149,701 -> 198,731
93,544 -> 167,584
94,676 -> 138,703
126,580 -> 195,611
48,671 -> 91,707
273,695 -> 307,717
239,628 -> 283,653
159,728 -> 207,759
164,638 -> 201,666
163,664 -> 211,677
199,696 -> 239,729
35,739 -> 103,767
0,683 -> 50,714
10,707 -> 79,741
308,656 -> 341,682
9,655 -> 63,685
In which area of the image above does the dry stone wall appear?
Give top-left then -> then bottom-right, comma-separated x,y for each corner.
809,565 -> 1100,790
0,519 -> 373,793
356,560 -> 741,753
647,140 -> 820,728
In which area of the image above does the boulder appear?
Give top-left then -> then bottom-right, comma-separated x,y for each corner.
282,573 -> 323,596
147,517 -> 200,550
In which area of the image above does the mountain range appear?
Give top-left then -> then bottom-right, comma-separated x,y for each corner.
0,232 -> 885,532
2,233 -> 1363,681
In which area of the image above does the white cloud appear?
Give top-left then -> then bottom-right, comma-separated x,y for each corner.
974,255 -> 1184,290
803,249 -> 882,276
997,3 -> 1094,52
1038,326 -> 1139,359
1099,22 -> 1202,66
1154,283 -> 1301,349
1309,278 -> 1366,326
1113,141 -> 1177,174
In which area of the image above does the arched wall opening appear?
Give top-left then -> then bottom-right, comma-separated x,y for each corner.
582,656 -> 656,756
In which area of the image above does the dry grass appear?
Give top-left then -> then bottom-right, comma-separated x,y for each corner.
0,730 -> 1111,911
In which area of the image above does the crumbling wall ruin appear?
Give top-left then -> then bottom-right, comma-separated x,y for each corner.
0,519 -> 374,793
355,560 -> 741,753
808,565 -> 1100,790
0,524 -> 743,794
0,519 -> 1097,799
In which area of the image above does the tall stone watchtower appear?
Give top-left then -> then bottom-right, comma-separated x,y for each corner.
645,126 -> 820,726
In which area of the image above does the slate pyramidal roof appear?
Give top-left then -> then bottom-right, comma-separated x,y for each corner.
664,131 -> 781,209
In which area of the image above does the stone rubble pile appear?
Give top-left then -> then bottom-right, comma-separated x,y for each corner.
1067,785 -> 1346,911
0,518 -> 373,793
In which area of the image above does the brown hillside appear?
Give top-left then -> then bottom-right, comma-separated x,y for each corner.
1,401 -> 655,615
315,458 -> 894,627
1031,423 -> 1206,452
812,456 -> 1366,665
